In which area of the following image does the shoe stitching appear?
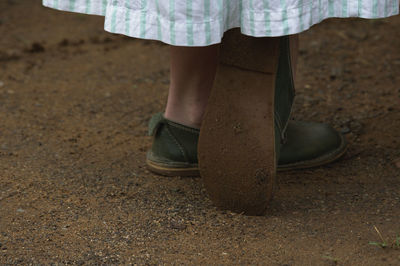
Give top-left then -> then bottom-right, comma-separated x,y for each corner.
274,111 -> 286,142
149,113 -> 196,164
165,125 -> 190,163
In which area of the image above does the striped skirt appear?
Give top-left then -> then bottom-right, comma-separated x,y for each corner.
43,0 -> 399,46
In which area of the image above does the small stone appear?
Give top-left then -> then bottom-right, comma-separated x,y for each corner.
340,126 -> 351,134
170,221 -> 186,230
26,42 -> 45,53
58,39 -> 69,47
0,81 -> 4,87
16,208 -> 25,213
330,67 -> 343,80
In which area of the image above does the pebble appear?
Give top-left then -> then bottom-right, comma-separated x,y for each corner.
340,126 -> 351,134
0,81 -> 4,87
16,208 -> 25,213
170,221 -> 186,230
27,42 -> 45,53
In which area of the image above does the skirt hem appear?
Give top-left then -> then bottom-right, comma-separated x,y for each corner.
43,0 -> 399,46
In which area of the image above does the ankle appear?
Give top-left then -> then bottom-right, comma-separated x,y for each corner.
164,109 -> 204,129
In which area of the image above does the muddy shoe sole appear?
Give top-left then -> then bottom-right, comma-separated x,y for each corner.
198,31 -> 289,215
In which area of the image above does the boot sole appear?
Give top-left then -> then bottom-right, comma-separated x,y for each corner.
198,31 -> 281,215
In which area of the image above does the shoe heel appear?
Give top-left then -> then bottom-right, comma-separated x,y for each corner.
198,29 -> 282,215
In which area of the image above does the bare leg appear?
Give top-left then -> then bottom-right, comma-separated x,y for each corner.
164,44 -> 220,129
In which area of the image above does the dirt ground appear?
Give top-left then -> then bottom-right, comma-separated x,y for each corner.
1,0 -> 399,265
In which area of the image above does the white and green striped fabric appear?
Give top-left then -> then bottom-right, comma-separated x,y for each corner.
43,0 -> 399,46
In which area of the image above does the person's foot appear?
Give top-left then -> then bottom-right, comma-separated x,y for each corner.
146,113 -> 347,176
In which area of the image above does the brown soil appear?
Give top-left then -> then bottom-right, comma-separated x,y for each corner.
1,1 -> 399,265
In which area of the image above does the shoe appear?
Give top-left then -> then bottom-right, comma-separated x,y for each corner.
278,121 -> 347,170
147,113 -> 347,176
147,113 -> 199,177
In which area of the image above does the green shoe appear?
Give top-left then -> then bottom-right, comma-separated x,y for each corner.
146,113 -> 347,176
278,121 -> 347,170
146,113 -> 199,177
